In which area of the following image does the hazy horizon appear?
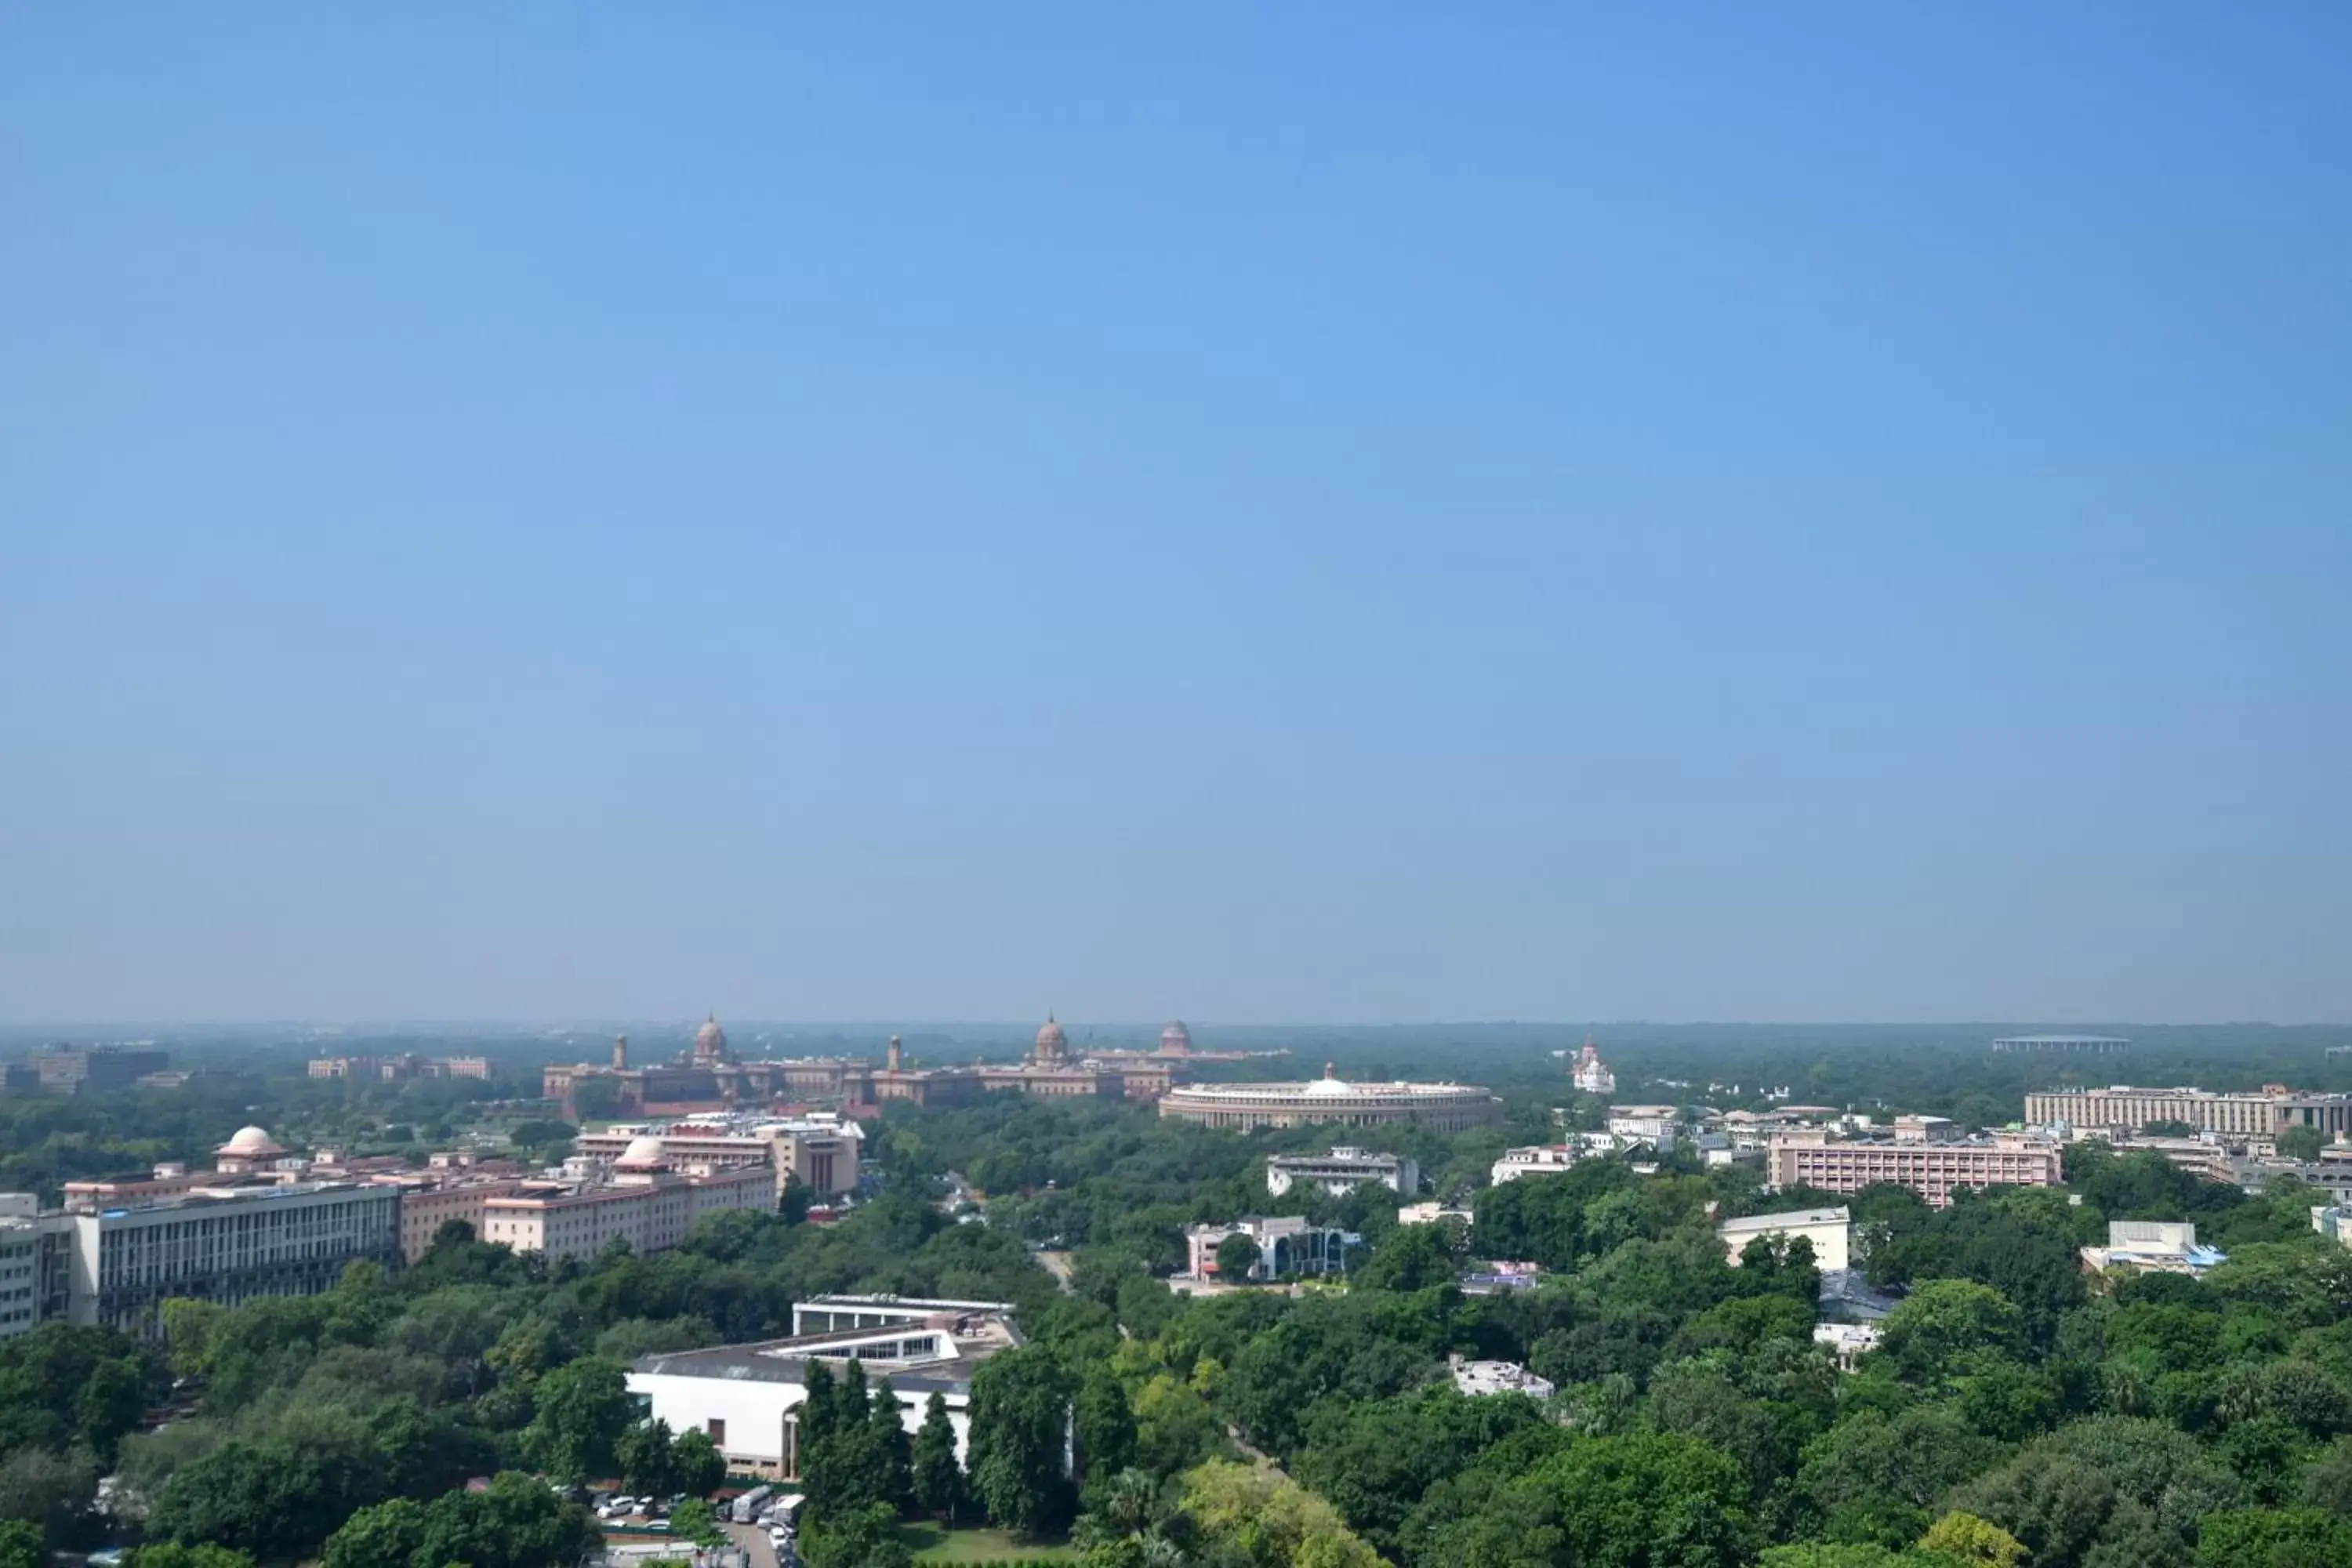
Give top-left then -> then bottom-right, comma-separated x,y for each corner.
5,9 -> 2347,1025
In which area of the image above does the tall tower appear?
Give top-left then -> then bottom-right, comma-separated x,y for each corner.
886,1034 -> 904,1072
612,1034 -> 629,1072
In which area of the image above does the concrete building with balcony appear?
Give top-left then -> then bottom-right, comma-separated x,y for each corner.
1183,1217 -> 1356,1282
1265,1147 -> 1419,1198
1606,1105 -> 1682,1144
1490,1145 -> 1581,1184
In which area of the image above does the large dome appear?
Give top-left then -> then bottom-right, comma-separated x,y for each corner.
695,1014 -> 727,1056
1302,1062 -> 1352,1098
1036,1016 -> 1067,1051
220,1124 -> 282,1153
615,1135 -> 667,1170
1160,1021 -> 1192,1053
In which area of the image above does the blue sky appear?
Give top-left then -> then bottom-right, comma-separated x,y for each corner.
3,6 -> 2347,1025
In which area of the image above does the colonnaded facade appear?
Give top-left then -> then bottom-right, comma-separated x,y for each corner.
1157,1063 -> 1503,1131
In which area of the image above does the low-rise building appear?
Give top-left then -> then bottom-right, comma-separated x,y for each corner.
1448,1354 -> 1555,1398
1396,1201 -> 1474,1229
2312,1207 -> 2352,1247
1814,1323 -> 1882,1371
1183,1217 -> 1354,1282
1265,1147 -> 1419,1199
2079,1220 -> 2227,1277
626,1297 -> 1031,1483
1718,1206 -> 1852,1272
1607,1105 -> 1682,1144
1766,1127 -> 2061,1207
1490,1145 -> 1580,1184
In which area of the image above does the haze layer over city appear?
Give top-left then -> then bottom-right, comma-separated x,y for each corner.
5,12 -> 2352,1568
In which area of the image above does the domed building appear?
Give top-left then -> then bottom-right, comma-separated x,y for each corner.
613,1135 -> 669,1172
1158,1062 -> 1503,1132
694,1013 -> 729,1065
1159,1021 -> 1193,1056
1033,1015 -> 1069,1065
214,1124 -> 288,1174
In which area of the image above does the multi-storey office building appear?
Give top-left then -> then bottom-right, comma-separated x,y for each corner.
0,1198 -> 71,1340
2024,1084 -> 2352,1139
575,1114 -> 864,1201
1766,1128 -> 2062,1207
31,1046 -> 172,1092
64,1181 -> 402,1334
376,1172 -> 530,1262
478,1138 -> 771,1262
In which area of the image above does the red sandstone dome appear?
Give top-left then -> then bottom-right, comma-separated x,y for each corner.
1035,1015 -> 1068,1056
1160,1021 -> 1192,1054
695,1013 -> 728,1058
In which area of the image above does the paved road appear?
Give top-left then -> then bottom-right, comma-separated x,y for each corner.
1036,1249 -> 1076,1292
723,1519 -> 781,1568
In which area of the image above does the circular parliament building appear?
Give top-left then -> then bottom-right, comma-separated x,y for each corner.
1157,1062 -> 1504,1131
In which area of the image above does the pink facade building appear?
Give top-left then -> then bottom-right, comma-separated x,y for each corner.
1766,1127 -> 2061,1207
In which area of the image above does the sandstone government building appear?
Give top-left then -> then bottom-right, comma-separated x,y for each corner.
1156,1064 -> 1504,1131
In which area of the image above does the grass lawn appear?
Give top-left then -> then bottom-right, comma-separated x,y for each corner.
898,1520 -> 1079,1562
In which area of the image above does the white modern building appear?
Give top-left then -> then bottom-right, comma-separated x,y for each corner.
1607,1105 -> 1682,1145
1265,1147 -> 1419,1199
1396,1201 -> 1475,1229
1490,1145 -> 1580,1184
2079,1220 -> 2227,1276
1183,1217 -> 1354,1282
1717,1206 -> 1852,1272
1814,1323 -> 1882,1370
1448,1354 -> 1555,1399
627,1297 -> 1031,1483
